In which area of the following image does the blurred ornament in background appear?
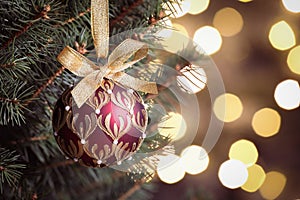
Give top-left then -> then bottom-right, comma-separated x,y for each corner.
218,159 -> 248,189
274,79 -> 300,110
213,7 -> 244,37
252,108 -> 281,137
268,21 -> 296,51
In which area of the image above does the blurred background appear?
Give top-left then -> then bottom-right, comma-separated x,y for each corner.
153,0 -> 300,199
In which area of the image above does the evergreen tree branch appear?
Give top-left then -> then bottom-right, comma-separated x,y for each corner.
10,135 -> 50,145
118,179 -> 146,200
0,62 -> 16,69
110,0 -> 144,27
58,8 -> 91,27
0,4 -> 51,50
24,66 -> 65,106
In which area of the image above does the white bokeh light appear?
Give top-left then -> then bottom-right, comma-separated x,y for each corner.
274,79 -> 300,110
157,154 -> 185,184
282,0 -> 300,13
193,26 -> 223,55
177,65 -> 207,94
218,159 -> 248,189
180,145 -> 209,175
163,0 -> 191,18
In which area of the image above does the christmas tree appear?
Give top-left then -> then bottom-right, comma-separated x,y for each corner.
0,0 -> 186,199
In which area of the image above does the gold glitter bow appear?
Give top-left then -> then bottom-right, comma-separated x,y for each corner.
57,0 -> 158,108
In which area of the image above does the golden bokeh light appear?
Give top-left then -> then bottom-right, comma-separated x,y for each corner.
218,159 -> 248,189
158,112 -> 187,141
268,20 -> 296,51
213,93 -> 243,122
187,0 -> 210,15
282,0 -> 300,13
274,79 -> 300,110
229,139 -> 258,167
157,154 -> 185,184
213,7 -> 244,37
193,26 -> 223,55
239,0 -> 253,2
242,164 -> 266,192
252,108 -> 281,137
259,171 -> 287,199
180,145 -> 209,175
287,45 -> 300,75
157,23 -> 190,53
163,0 -> 191,18
177,65 -> 207,94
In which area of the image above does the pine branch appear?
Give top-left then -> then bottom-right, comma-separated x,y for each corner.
57,8 -> 91,27
0,62 -> 16,69
0,4 -> 51,50
24,66 -> 65,106
118,179 -> 146,200
110,0 -> 144,27
10,135 -> 50,145
0,148 -> 26,194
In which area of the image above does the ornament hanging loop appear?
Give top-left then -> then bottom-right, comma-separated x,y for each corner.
91,0 -> 109,59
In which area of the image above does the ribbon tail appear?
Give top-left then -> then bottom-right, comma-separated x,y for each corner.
113,72 -> 158,94
57,46 -> 99,77
71,70 -> 102,108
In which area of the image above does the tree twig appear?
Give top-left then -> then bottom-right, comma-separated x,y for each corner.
110,0 -> 144,27
24,66 -> 65,106
118,179 -> 146,200
10,135 -> 51,145
0,5 -> 51,50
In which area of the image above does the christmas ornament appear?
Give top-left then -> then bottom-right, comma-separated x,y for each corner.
52,79 -> 148,167
52,0 -> 157,167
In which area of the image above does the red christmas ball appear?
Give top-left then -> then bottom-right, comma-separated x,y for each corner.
52,79 -> 148,167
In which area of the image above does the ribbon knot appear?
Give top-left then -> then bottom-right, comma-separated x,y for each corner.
57,39 -> 158,108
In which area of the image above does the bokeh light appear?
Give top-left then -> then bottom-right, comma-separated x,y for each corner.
252,108 -> 281,137
242,164 -> 266,192
274,79 -> 300,110
213,7 -> 244,37
158,112 -> 187,141
282,0 -> 300,13
163,0 -> 191,18
187,0 -> 210,15
259,171 -> 287,199
218,159 -> 248,189
157,154 -> 185,184
229,139 -> 258,167
180,145 -> 209,175
193,26 -> 223,55
268,20 -> 296,51
287,45 -> 300,75
177,65 -> 207,94
239,0 -> 253,2
157,23 -> 190,53
213,93 -> 243,122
